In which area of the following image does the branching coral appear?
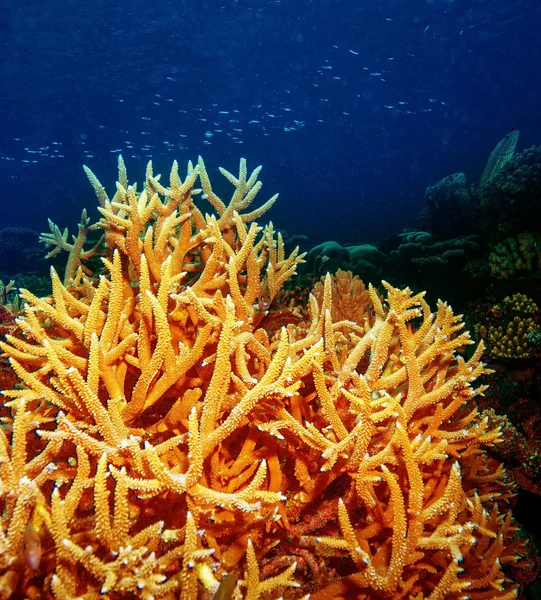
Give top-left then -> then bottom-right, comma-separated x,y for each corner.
40,209 -> 104,284
0,157 -> 535,599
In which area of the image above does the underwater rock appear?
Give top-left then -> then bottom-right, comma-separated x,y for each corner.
418,172 -> 479,237
305,240 -> 386,281
305,240 -> 351,274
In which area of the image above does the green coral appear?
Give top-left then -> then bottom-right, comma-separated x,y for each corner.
489,232 -> 541,279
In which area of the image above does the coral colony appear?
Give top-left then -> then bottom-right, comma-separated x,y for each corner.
0,157 -> 536,598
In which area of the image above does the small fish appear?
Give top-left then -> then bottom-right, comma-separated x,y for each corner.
349,49 -> 359,55
257,277 -> 272,312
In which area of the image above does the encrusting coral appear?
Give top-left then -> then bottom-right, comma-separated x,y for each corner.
0,156 -> 535,599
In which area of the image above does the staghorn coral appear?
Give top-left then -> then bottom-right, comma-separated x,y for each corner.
0,157 -> 536,599
40,209 -> 105,285
311,268 -> 372,325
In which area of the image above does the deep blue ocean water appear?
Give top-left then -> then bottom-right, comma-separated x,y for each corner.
1,0 -> 540,249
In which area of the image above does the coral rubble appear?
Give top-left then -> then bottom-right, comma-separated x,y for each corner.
0,157 -> 535,599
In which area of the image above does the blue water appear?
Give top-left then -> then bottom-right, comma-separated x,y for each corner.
1,0 -> 540,249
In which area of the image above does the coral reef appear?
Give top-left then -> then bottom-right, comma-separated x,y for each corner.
474,293 -> 541,360
0,157 -> 536,599
480,145 -> 541,240
416,132 -> 519,240
489,232 -> 541,279
305,240 -> 386,281
377,233 -> 485,304
479,130 -> 520,191
418,173 -> 479,238
389,234 -> 481,271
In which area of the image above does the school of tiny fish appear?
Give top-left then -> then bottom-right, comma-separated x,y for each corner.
2,22 -> 461,168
